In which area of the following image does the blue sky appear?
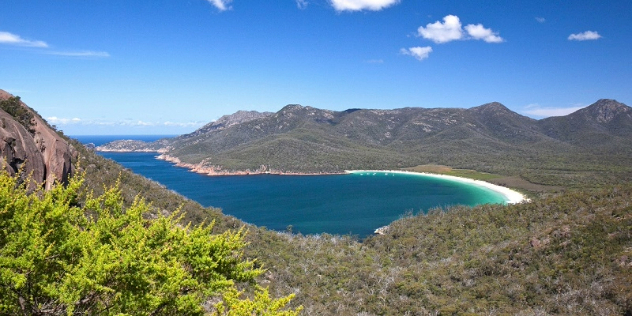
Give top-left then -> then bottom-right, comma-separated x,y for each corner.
1,0 -> 630,135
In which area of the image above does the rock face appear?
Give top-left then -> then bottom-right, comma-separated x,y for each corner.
0,109 -> 47,184
0,90 -> 75,189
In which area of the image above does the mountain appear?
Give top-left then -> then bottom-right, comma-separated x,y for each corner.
539,99 -> 632,154
98,99 -> 632,186
0,90 -> 75,189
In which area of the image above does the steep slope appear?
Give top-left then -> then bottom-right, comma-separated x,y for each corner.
0,90 -> 75,189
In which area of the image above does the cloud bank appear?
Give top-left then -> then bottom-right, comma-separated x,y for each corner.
47,116 -> 204,128
568,31 -> 601,41
522,105 -> 584,117
417,15 -> 504,44
400,46 -> 432,61
330,0 -> 400,12
0,31 -> 48,47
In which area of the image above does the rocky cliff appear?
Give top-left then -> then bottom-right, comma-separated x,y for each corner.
0,90 -> 75,189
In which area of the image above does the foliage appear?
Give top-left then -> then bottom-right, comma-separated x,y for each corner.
0,96 -> 34,133
0,172 -> 300,315
213,286 -> 302,316
245,185 -> 632,315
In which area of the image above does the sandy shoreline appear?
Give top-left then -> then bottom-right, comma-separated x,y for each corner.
346,170 -> 528,204
111,151 -> 526,204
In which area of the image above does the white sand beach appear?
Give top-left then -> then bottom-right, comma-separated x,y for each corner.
346,170 -> 528,204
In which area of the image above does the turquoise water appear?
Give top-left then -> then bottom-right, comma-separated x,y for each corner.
73,136 -> 507,238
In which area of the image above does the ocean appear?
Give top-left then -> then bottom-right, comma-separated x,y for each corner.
72,135 -> 507,238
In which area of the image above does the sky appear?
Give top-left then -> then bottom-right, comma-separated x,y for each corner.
1,0 -> 631,135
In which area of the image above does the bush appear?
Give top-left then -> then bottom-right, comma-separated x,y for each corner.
0,172 -> 300,315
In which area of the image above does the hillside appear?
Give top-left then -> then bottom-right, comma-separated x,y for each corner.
3,92 -> 631,314
99,99 -> 632,188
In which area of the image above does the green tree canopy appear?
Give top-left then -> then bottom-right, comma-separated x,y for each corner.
0,172 -> 300,315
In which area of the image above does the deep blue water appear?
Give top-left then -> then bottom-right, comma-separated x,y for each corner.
72,135 -> 507,238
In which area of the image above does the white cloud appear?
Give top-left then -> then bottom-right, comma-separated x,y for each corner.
417,15 -> 464,44
330,0 -> 400,12
522,104 -> 585,117
535,17 -> 546,23
464,24 -> 504,43
206,0 -> 232,11
568,31 -> 601,41
0,31 -> 48,47
47,117 -> 204,128
417,15 -> 504,44
47,117 -> 82,124
296,0 -> 309,9
48,51 -> 110,58
400,46 -> 432,61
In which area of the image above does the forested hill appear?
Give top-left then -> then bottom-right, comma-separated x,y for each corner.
99,99 -> 632,187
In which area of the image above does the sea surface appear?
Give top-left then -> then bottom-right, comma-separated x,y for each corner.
72,135 -> 507,238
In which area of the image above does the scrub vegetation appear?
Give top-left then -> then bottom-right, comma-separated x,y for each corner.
3,93 -> 632,314
75,134 -> 632,315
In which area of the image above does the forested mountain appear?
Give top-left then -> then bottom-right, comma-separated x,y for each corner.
100,99 -> 632,187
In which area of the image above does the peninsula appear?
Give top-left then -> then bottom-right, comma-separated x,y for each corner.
97,99 -> 632,191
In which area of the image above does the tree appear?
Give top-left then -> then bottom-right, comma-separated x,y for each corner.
0,172 -> 300,315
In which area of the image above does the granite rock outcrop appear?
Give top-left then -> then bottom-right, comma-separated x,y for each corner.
0,90 -> 75,189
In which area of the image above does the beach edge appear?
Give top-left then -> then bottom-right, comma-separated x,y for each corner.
346,170 -> 528,205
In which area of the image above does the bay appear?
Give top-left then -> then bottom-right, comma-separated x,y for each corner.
74,135 -> 507,238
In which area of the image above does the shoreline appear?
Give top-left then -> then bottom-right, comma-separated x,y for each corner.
154,154 -> 527,204
101,151 -> 527,204
155,154 -> 343,176
346,170 -> 528,204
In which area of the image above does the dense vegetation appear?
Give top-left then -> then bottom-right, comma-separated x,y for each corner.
0,172 -> 300,315
245,185 -> 632,315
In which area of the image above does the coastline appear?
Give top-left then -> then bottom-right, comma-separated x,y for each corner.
346,170 -> 528,205
100,150 -> 527,204
156,154 -> 343,176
